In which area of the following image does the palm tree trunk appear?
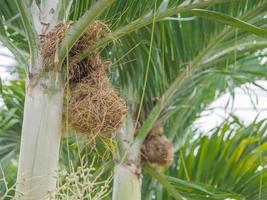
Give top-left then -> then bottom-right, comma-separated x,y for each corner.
112,163 -> 141,200
15,72 -> 63,200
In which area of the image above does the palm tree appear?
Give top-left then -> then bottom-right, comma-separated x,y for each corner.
1,0 -> 267,199
1,78 -> 267,200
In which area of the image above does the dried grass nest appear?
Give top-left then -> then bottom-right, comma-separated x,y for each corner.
41,21 -> 126,136
141,125 -> 174,167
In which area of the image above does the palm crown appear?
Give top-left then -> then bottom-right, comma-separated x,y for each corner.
0,0 -> 267,199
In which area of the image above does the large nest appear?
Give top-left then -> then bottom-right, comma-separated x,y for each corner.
41,21 -> 126,136
141,127 -> 174,167
68,67 -> 126,135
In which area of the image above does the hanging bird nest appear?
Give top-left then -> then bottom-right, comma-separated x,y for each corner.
68,66 -> 127,135
41,21 -> 126,136
41,20 -> 110,68
141,125 -> 174,167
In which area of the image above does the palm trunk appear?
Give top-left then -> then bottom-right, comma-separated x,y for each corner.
15,72 -> 63,200
112,163 -> 141,200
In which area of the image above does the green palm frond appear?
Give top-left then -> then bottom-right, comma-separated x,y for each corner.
143,119 -> 267,200
0,1 -> 29,64
0,79 -> 24,196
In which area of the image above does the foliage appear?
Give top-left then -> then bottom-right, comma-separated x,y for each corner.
0,0 -> 267,199
0,0 -> 266,137
143,118 -> 267,200
0,79 -> 24,197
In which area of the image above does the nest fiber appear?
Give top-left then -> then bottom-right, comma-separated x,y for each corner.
68,67 -> 126,135
41,21 -> 126,136
41,20 -> 110,67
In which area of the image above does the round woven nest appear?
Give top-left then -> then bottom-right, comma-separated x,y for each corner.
68,67 -> 126,135
141,127 -> 174,167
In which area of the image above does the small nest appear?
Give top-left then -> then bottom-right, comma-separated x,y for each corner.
41,20 -> 110,68
41,21 -> 126,136
141,133 -> 174,167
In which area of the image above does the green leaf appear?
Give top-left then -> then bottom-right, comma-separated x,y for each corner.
169,120 -> 267,200
166,176 -> 245,200
72,0 -> 236,64
0,19 -> 27,65
144,164 -> 184,200
188,9 -> 267,39
15,0 -> 39,70
144,164 -> 244,200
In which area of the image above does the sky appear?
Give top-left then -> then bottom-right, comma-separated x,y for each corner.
0,47 -> 16,80
194,80 -> 267,132
0,47 -> 267,132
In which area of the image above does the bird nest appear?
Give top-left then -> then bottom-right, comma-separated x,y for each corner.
141,125 -> 174,167
41,20 -> 110,68
68,67 -> 126,135
41,21 -> 126,136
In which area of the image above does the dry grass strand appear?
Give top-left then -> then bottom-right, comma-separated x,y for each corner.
68,67 -> 127,135
41,20 -> 110,68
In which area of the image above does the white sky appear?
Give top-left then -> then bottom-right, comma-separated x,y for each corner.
0,47 -> 267,132
0,47 -> 16,80
194,81 -> 267,132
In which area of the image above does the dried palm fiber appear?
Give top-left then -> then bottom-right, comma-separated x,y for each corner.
141,124 -> 174,167
68,64 -> 127,135
41,21 -> 126,135
41,20 -> 110,69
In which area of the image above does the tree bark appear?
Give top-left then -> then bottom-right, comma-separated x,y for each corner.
112,163 -> 141,200
15,73 -> 63,200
